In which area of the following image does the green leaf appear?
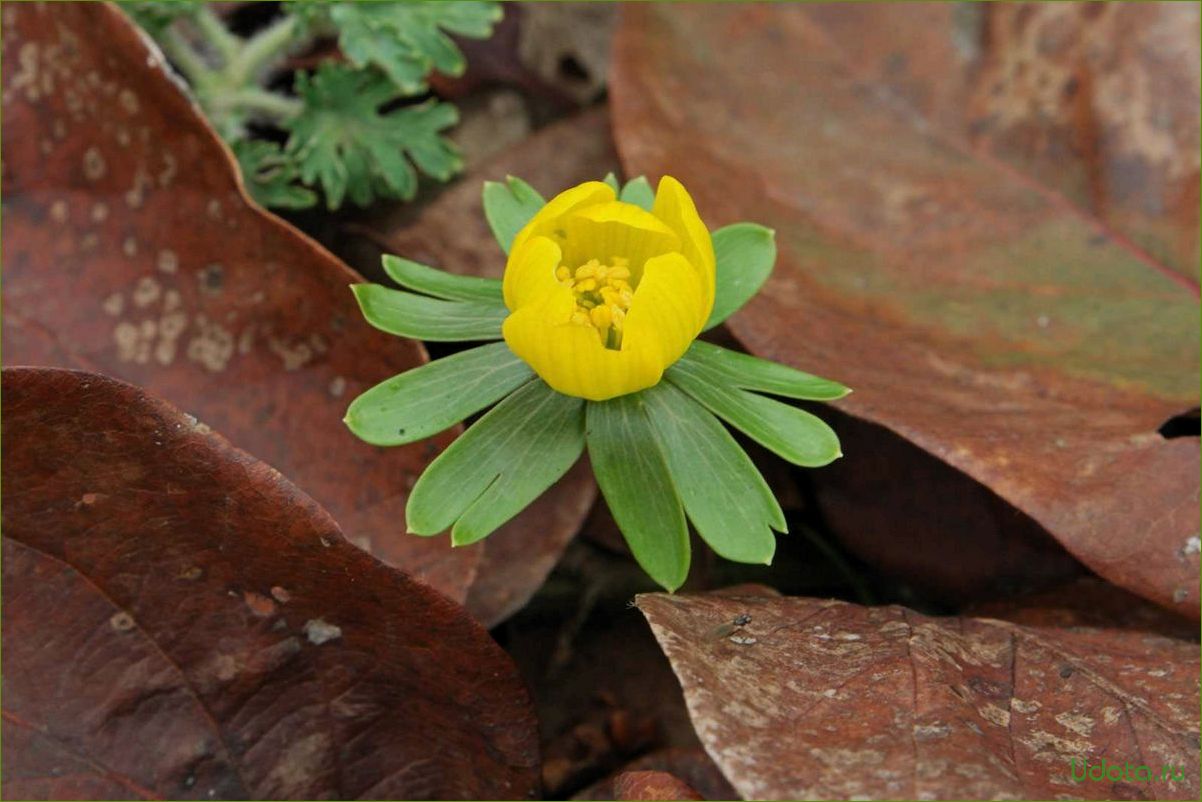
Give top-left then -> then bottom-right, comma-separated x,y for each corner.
381,254 -> 504,304
705,223 -> 777,330
678,340 -> 850,401
345,342 -> 532,446
352,284 -> 507,341
406,380 -> 586,545
233,139 -> 318,210
287,64 -> 462,209
587,394 -> 690,591
327,1 -> 502,93
482,176 -> 545,254
643,382 -> 783,564
667,360 -> 842,468
619,176 -> 655,212
602,172 -> 621,193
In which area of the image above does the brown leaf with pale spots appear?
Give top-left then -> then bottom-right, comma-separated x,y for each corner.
1,367 -> 540,801
2,1 -> 595,627
612,2 -> 1200,617
1,1 -> 481,601
637,593 -> 1199,801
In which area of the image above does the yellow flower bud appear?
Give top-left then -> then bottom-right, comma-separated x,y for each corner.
501,177 -> 715,401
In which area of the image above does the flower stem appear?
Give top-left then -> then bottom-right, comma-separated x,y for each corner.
227,15 -> 301,86
208,87 -> 303,123
159,28 -> 215,89
193,6 -> 241,66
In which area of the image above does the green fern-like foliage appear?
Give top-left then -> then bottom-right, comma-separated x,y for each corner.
119,1 -> 501,210
287,65 -> 462,208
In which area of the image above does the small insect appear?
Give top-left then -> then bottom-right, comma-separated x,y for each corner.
706,613 -> 753,642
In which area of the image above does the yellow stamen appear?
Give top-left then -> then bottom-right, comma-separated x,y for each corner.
590,304 -> 612,330
558,256 -> 636,349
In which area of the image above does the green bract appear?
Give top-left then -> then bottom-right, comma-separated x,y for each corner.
345,175 -> 849,590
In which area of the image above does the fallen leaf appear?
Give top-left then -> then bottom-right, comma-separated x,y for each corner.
966,577 -> 1200,640
612,3 -> 1201,616
502,541 -> 705,798
812,410 -> 1086,605
799,2 -> 1201,279
1,1 -> 569,624
637,592 -> 1200,801
0,367 -> 540,800
574,749 -> 737,802
612,771 -> 703,802
0,1 -> 478,598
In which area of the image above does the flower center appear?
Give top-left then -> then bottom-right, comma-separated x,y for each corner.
556,257 -> 634,350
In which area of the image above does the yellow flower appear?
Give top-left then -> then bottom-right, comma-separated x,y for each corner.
501,177 -> 715,401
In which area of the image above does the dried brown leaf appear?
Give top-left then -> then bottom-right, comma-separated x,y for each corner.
613,771 -> 703,802
638,592 -> 1199,800
2,2 -> 594,626
1,1 -> 478,598
612,3 -> 1200,616
1,367 -> 540,800
574,749 -> 738,802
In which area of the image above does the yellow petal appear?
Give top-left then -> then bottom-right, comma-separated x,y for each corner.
503,235 -> 564,311
561,201 -> 681,276
503,297 -> 663,401
510,180 -> 616,256
652,176 -> 715,316
624,251 -> 707,367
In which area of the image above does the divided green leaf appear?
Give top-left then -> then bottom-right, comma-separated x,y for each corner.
706,222 -> 778,329
667,358 -> 842,468
643,382 -> 784,565
482,176 -> 546,254
287,64 -> 462,209
382,254 -> 504,304
352,284 -> 507,341
328,1 -> 502,93
345,342 -> 532,446
406,381 -> 586,545
678,340 -> 850,401
587,395 -> 690,591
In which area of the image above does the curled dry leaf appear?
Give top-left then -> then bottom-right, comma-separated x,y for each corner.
0,1 -> 585,626
0,367 -> 540,800
813,411 -> 1086,605
612,3 -> 1201,616
638,593 -> 1200,801
966,576 -> 1201,641
574,749 -> 737,802
612,771 -> 703,802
